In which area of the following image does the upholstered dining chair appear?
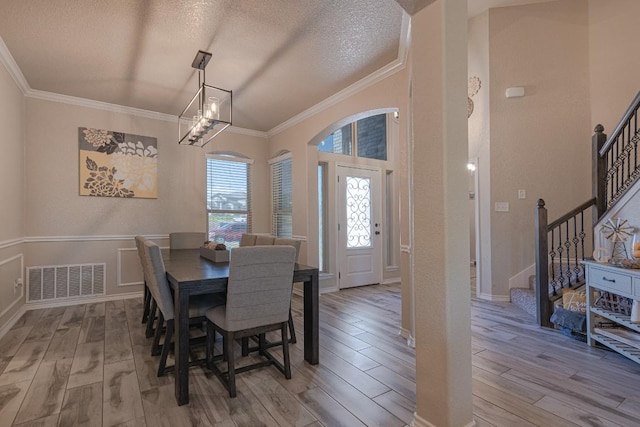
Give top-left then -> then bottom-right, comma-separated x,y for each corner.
135,235 -> 157,338
142,240 -> 224,376
239,233 -> 257,247
205,245 -> 297,397
169,232 -> 207,249
254,235 -> 275,245
274,237 -> 302,343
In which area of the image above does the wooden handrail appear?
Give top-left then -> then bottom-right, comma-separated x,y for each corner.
599,90 -> 640,157
546,197 -> 597,230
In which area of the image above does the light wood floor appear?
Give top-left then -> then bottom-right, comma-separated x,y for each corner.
1,281 -> 640,426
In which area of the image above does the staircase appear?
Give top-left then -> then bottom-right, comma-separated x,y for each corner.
523,90 -> 640,327
510,275 -> 538,318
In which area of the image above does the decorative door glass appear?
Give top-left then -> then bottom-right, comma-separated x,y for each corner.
346,176 -> 372,248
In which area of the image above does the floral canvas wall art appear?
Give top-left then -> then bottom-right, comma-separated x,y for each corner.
79,127 -> 158,198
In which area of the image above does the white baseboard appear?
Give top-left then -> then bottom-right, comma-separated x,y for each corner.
411,413 -> 476,427
382,277 -> 401,285
477,292 -> 511,302
24,291 -> 144,311
0,305 -> 27,340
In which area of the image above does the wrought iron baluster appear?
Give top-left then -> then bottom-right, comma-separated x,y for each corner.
579,211 -> 586,261
549,229 -> 557,296
564,221 -> 572,288
557,224 -> 565,290
572,216 -> 580,285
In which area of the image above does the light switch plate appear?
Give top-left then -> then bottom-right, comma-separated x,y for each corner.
518,189 -> 526,199
495,202 -> 510,212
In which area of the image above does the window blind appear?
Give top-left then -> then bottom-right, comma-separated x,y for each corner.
206,156 -> 252,246
270,153 -> 292,237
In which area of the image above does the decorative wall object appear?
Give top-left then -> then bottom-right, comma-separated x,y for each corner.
468,76 -> 482,118
79,127 -> 158,198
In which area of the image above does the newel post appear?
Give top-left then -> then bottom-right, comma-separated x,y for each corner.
534,199 -> 550,327
593,124 -> 607,221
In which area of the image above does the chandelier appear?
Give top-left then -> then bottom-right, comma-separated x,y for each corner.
178,50 -> 232,147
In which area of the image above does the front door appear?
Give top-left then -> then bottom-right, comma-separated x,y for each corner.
337,165 -> 382,288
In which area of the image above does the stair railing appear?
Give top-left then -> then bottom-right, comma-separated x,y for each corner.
534,91 -> 640,327
535,198 -> 595,327
597,91 -> 640,210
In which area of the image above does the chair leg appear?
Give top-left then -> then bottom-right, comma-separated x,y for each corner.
241,337 -> 249,357
281,322 -> 291,379
145,299 -> 157,338
224,331 -> 236,398
158,319 -> 174,377
151,311 -> 165,357
288,310 -> 297,344
206,321 -> 215,369
141,283 -> 150,324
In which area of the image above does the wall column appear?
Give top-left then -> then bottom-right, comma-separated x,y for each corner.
410,1 -> 473,426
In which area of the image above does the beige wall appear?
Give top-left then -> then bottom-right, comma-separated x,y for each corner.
485,0 -> 592,298
411,1 -> 472,425
589,0 -> 640,134
468,11 -> 493,298
23,97 -> 270,297
0,59 -> 26,329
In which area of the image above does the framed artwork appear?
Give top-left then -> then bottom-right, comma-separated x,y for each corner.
79,127 -> 158,199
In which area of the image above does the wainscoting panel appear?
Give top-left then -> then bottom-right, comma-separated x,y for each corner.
26,263 -> 105,302
117,247 -> 144,287
0,254 -> 24,319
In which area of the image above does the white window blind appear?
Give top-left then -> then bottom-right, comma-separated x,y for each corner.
270,153 -> 292,237
206,155 -> 252,247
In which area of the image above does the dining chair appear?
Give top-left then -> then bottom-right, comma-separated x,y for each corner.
274,237 -> 301,344
142,240 -> 225,376
239,233 -> 257,247
169,232 -> 207,249
254,235 -> 275,245
205,245 -> 297,397
135,235 -> 157,338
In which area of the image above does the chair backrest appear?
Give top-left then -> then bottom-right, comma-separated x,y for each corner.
142,240 -> 174,320
274,238 -> 301,262
239,233 -> 257,247
134,235 -> 148,273
255,235 -> 275,246
169,232 -> 207,249
225,246 -> 296,331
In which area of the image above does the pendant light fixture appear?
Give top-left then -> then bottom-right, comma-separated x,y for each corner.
178,50 -> 232,147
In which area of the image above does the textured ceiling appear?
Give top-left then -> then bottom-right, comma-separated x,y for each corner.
0,0 -> 404,132
0,0 -> 554,132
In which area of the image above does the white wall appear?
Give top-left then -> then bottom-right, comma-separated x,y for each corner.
0,58 -> 26,330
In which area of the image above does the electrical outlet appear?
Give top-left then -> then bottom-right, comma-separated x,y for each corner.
495,202 -> 510,212
14,278 -> 22,294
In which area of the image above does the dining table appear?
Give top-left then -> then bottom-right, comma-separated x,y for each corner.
164,248 -> 319,406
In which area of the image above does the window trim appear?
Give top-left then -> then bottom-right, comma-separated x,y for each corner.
205,154 -> 252,245
270,152 -> 293,238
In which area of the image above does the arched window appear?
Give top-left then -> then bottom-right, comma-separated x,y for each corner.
317,113 -> 387,160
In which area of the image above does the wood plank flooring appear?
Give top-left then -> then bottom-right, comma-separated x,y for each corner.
1,277 -> 640,426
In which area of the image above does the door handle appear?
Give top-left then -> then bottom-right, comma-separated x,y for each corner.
375,231 -> 380,235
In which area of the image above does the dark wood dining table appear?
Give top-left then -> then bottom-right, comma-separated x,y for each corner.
164,248 -> 319,406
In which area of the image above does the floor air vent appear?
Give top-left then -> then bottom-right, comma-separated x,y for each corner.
27,263 -> 106,302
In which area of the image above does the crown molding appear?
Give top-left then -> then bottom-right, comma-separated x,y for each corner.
0,37 -> 29,94
26,88 -> 178,122
267,12 -> 411,138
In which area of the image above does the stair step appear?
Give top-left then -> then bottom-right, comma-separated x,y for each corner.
510,287 -> 536,318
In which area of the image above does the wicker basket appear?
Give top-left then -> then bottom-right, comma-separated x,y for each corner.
594,291 -> 634,316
